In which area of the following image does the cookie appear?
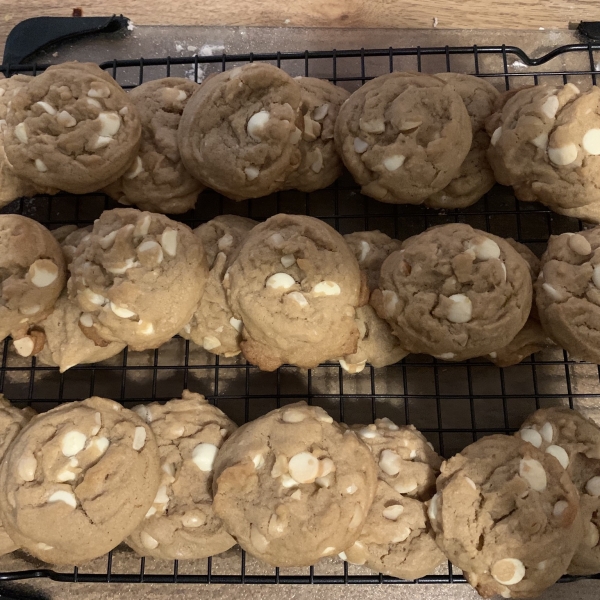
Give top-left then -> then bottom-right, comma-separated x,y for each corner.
181,215 -> 257,357
425,73 -> 499,209
518,407 -> 600,576
104,77 -> 203,214
225,214 -> 362,370
4,62 -> 142,194
0,397 -> 160,565
0,215 -> 67,344
430,434 -> 582,599
535,228 -> 600,363
212,402 -> 377,567
334,72 -> 472,204
487,83 -> 600,220
341,231 -> 407,372
178,63 -> 302,200
371,223 -> 532,361
126,391 -> 237,560
68,208 -> 208,351
0,396 -> 35,556
342,419 -> 445,579
282,77 -> 349,192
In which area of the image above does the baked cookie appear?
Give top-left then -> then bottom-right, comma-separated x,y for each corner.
4,62 -> 142,194
181,215 -> 257,357
105,77 -> 203,214
0,396 -> 160,565
0,215 -> 67,343
487,83 -> 600,221
127,391 -> 237,560
68,208 -> 208,351
178,63 -> 302,200
371,223 -> 532,361
425,73 -> 499,209
535,228 -> 600,363
430,434 -> 582,599
0,396 -> 35,556
225,214 -> 362,370
282,77 -> 349,192
518,407 -> 600,576
334,72 -> 472,204
212,402 -> 378,567
341,231 -> 407,372
342,419 -> 445,579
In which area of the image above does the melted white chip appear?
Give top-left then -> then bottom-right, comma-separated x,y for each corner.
18,455 -> 37,481
266,272 -> 296,290
359,118 -> 385,134
29,260 -> 59,287
519,458 -> 547,491
282,409 -> 306,423
287,291 -> 308,308
382,504 -> 404,521
132,426 -> 147,450
61,431 -> 87,457
247,110 -> 270,141
354,137 -> 369,154
447,294 -> 473,323
288,452 -> 320,483
48,490 -> 77,509
467,237 -> 501,261
192,443 -> 219,472
491,558 -> 526,586
160,229 -> 178,257
244,166 -> 260,181
110,303 -> 136,319
83,289 -> 107,306
203,336 -> 221,350
312,281 -> 341,296
383,155 -> 405,171
96,112 -> 121,137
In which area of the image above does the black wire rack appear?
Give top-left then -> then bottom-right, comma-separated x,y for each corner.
1,42 -> 600,587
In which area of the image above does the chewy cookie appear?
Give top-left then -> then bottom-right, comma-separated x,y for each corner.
342,419 -> 445,579
334,72 -> 472,204
282,77 -> 349,192
518,407 -> 600,576
178,63 -> 302,200
127,391 -> 237,560
4,62 -> 142,194
212,402 -> 377,567
371,223 -> 532,361
68,208 -> 208,351
105,77 -> 203,214
425,73 -> 499,209
341,231 -> 407,372
0,397 -> 160,565
430,434 -> 582,599
535,228 -> 600,363
181,215 -> 257,357
0,215 -> 67,344
225,214 -> 362,370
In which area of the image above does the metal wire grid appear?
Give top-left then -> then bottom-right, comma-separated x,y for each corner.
1,43 -> 600,585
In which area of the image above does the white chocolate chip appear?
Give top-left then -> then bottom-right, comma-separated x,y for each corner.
358,240 -> 370,263
89,436 -> 109,456
247,111 -> 270,141
154,485 -> 169,506
312,281 -> 341,296
548,143 -> 578,166
589,523 -> 600,548
218,234 -> 233,251
13,337 -> 34,357
137,240 -> 164,264
56,110 -> 77,127
181,511 -> 206,528
359,118 -> 385,134
383,155 -> 405,171
160,229 -> 178,257
287,291 -> 308,308
281,474 -> 298,488
289,127 -> 302,144
86,98 -> 102,108
312,104 -> 329,121
83,289 -> 107,306
592,266 -> 600,290
491,558 -> 526,586
88,85 -> 111,98
96,112 -> 121,138
519,458 -> 547,491
339,551 -> 348,561
132,426 -> 147,450
281,254 -> 296,268
519,428 -> 542,448
270,455 -> 289,478
19,305 -> 40,316
288,452 -> 320,483
92,136 -> 112,150
140,531 -> 159,550
546,445 -> 569,469
542,283 -> 565,302
583,129 -> 600,155
138,321 -> 154,335
382,504 -> 404,521
540,422 -> 554,443
310,148 -> 324,173
99,230 -> 118,250
250,525 -> 269,551
15,122 -> 28,143
382,289 -> 398,317
48,490 -> 77,509
290,489 -> 302,500
229,317 -> 243,332
92,412 -> 102,436
339,358 -> 367,374
266,272 -> 296,290
252,454 -> 265,469
268,514 -> 286,536
467,237 -> 501,260
18,455 -> 37,481
349,504 -> 364,529
394,479 -> 418,494
61,431 -> 87,457
438,353 -> 455,360
447,294 -> 472,323
145,506 -> 157,518
491,126 -> 502,146
585,476 -> 600,496
29,259 -> 59,287
35,159 -> 48,172
203,336 -> 221,350
35,101 -> 56,115
110,302 -> 136,319
553,500 -> 569,517
106,257 -> 139,275
37,543 -> 53,551
269,233 -> 285,248
244,166 -> 260,181
358,426 -> 379,439
282,409 -> 306,423
531,132 -> 548,149
353,137 -> 369,154
125,156 -> 144,180
56,468 -> 76,482
568,233 -> 592,255
346,483 -> 358,494
379,449 -> 401,476
318,458 -> 335,478
541,95 -> 559,119
192,443 -> 219,472
465,477 -> 477,490
391,526 -> 412,543
427,493 -> 439,522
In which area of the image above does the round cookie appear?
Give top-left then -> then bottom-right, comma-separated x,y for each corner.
68,208 -> 208,351
341,419 -> 445,579
4,62 -> 142,194
518,407 -> 600,576
105,77 -> 203,214
341,231 -> 407,372
178,63 -> 302,200
0,215 -> 67,343
334,72 -> 472,204
0,395 -> 35,556
225,214 -> 362,370
430,434 -> 582,599
0,396 -> 161,565
212,402 -> 378,567
535,228 -> 600,363
181,215 -> 257,357
487,83 -> 600,219
126,391 -> 237,560
282,77 -> 350,192
425,73 -> 500,209
371,223 -> 533,361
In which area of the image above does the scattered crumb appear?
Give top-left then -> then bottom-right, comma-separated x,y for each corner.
72,7 -> 83,17
52,52 -> 59,58
539,27 -> 545,30
198,44 -> 225,56
175,43 -> 184,52
432,17 -> 438,27
510,60 -> 527,69
127,19 -> 135,31
187,45 -> 197,52
284,19 -> 291,24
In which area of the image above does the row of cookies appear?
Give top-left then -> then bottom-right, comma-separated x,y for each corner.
0,391 -> 598,599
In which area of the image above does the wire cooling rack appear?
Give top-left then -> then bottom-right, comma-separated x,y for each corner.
1,42 -> 600,587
